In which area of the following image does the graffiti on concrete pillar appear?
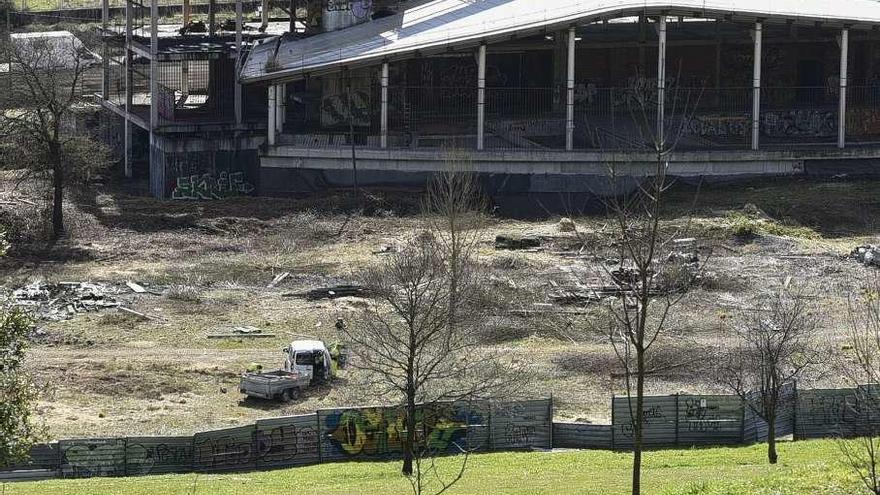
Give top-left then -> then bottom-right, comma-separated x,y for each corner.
172,171 -> 255,200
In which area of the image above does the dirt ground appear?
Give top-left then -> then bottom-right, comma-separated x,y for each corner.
0,174 -> 875,440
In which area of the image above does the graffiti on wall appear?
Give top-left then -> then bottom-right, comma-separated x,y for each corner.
681,397 -> 723,433
321,89 -> 372,127
762,109 -> 837,138
172,171 -> 255,200
255,422 -> 319,464
126,440 -> 193,476
61,440 -> 125,478
324,405 -> 478,457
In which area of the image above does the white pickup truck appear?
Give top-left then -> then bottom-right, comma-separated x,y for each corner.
239,340 -> 335,401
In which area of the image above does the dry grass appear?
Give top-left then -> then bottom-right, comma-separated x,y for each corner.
1,176 -> 878,438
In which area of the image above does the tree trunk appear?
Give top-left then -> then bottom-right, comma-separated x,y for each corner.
632,348 -> 645,495
767,413 -> 778,464
402,385 -> 416,476
52,160 -> 64,239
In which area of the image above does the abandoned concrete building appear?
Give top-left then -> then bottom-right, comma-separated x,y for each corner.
99,0 -> 880,198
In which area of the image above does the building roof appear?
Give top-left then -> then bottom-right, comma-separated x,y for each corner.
240,0 -> 880,84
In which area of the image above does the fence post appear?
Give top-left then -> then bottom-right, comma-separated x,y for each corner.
674,395 -> 680,446
56,441 -> 63,478
123,438 -> 128,477
739,399 -> 746,444
610,395 -> 615,451
548,395 -> 554,449
487,401 -> 494,451
792,381 -> 799,441
315,411 -> 323,464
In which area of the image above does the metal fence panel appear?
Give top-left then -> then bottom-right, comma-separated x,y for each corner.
612,395 -> 678,450
254,414 -> 321,469
490,399 -> 553,450
552,423 -> 613,450
192,425 -> 256,473
677,395 -> 744,446
59,438 -> 126,478
124,436 -> 193,476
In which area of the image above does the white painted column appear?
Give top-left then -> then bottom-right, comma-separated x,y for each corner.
275,84 -> 284,133
477,43 -> 487,151
381,62 -> 389,149
101,0 -> 108,100
235,0 -> 243,125
656,16 -> 667,147
752,21 -> 763,151
124,0 -> 133,178
839,27 -> 850,149
268,85 -> 276,145
566,26 -> 576,151
149,0 -> 158,130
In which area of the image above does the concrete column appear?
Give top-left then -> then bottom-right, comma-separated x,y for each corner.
566,26 -> 576,151
477,43 -> 486,151
235,0 -> 243,125
381,62 -> 389,149
183,0 -> 190,25
124,0 -> 133,178
268,85 -> 276,145
261,0 -> 269,30
149,0 -> 160,198
656,16 -> 667,146
839,27 -> 850,149
208,0 -> 216,37
752,22 -> 762,151
276,84 -> 284,133
181,62 -> 189,101
101,0 -> 108,100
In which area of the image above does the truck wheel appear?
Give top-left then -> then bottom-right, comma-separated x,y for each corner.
281,389 -> 296,402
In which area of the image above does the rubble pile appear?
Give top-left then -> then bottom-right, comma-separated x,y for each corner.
851,245 -> 880,267
11,281 -> 122,320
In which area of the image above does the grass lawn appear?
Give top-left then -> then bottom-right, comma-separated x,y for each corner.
6,439 -> 864,495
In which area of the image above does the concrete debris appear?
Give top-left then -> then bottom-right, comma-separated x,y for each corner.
558,218 -> 577,232
207,326 -> 277,339
495,235 -> 542,250
126,281 -> 147,293
267,272 -> 291,289
851,245 -> 880,267
11,281 -> 122,321
284,285 -> 370,300
118,306 -> 159,321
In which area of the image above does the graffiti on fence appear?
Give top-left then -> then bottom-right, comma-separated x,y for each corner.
321,90 -> 372,127
686,114 -> 751,139
682,397 -> 723,433
848,108 -> 880,137
762,109 -> 837,138
61,440 -> 124,478
193,431 -> 254,470
126,440 -> 192,475
324,405 -> 477,457
255,423 -> 319,463
803,393 -> 861,426
504,424 -> 535,446
171,171 -> 255,200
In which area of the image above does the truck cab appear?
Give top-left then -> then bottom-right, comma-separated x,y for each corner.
282,340 -> 333,383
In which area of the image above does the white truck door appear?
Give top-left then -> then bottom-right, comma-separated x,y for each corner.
293,351 -> 314,378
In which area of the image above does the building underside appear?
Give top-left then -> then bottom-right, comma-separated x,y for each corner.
103,0 -> 880,198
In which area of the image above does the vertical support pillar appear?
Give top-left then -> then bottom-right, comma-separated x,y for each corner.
381,61 -> 389,149
566,26 -> 576,151
182,0 -> 190,25
275,84 -> 284,133
181,63 -> 189,101
656,16 -> 667,146
261,0 -> 269,30
101,0 -> 108,100
149,0 -> 160,197
208,0 -> 216,37
752,21 -> 763,151
124,0 -> 133,178
268,85 -> 276,145
477,43 -> 486,151
235,0 -> 243,125
839,27 -> 850,149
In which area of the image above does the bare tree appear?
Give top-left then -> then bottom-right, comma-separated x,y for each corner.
839,276 -> 880,494
340,168 -> 508,494
719,286 -> 822,465
572,66 -> 707,495
0,33 -> 109,239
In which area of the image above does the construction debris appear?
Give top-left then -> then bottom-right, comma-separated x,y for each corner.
207,326 -> 277,339
495,235 -> 542,250
125,281 -> 147,294
117,306 -> 159,321
851,245 -> 880,267
558,218 -> 577,232
267,272 -> 291,289
284,285 -> 370,300
11,281 -> 122,321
